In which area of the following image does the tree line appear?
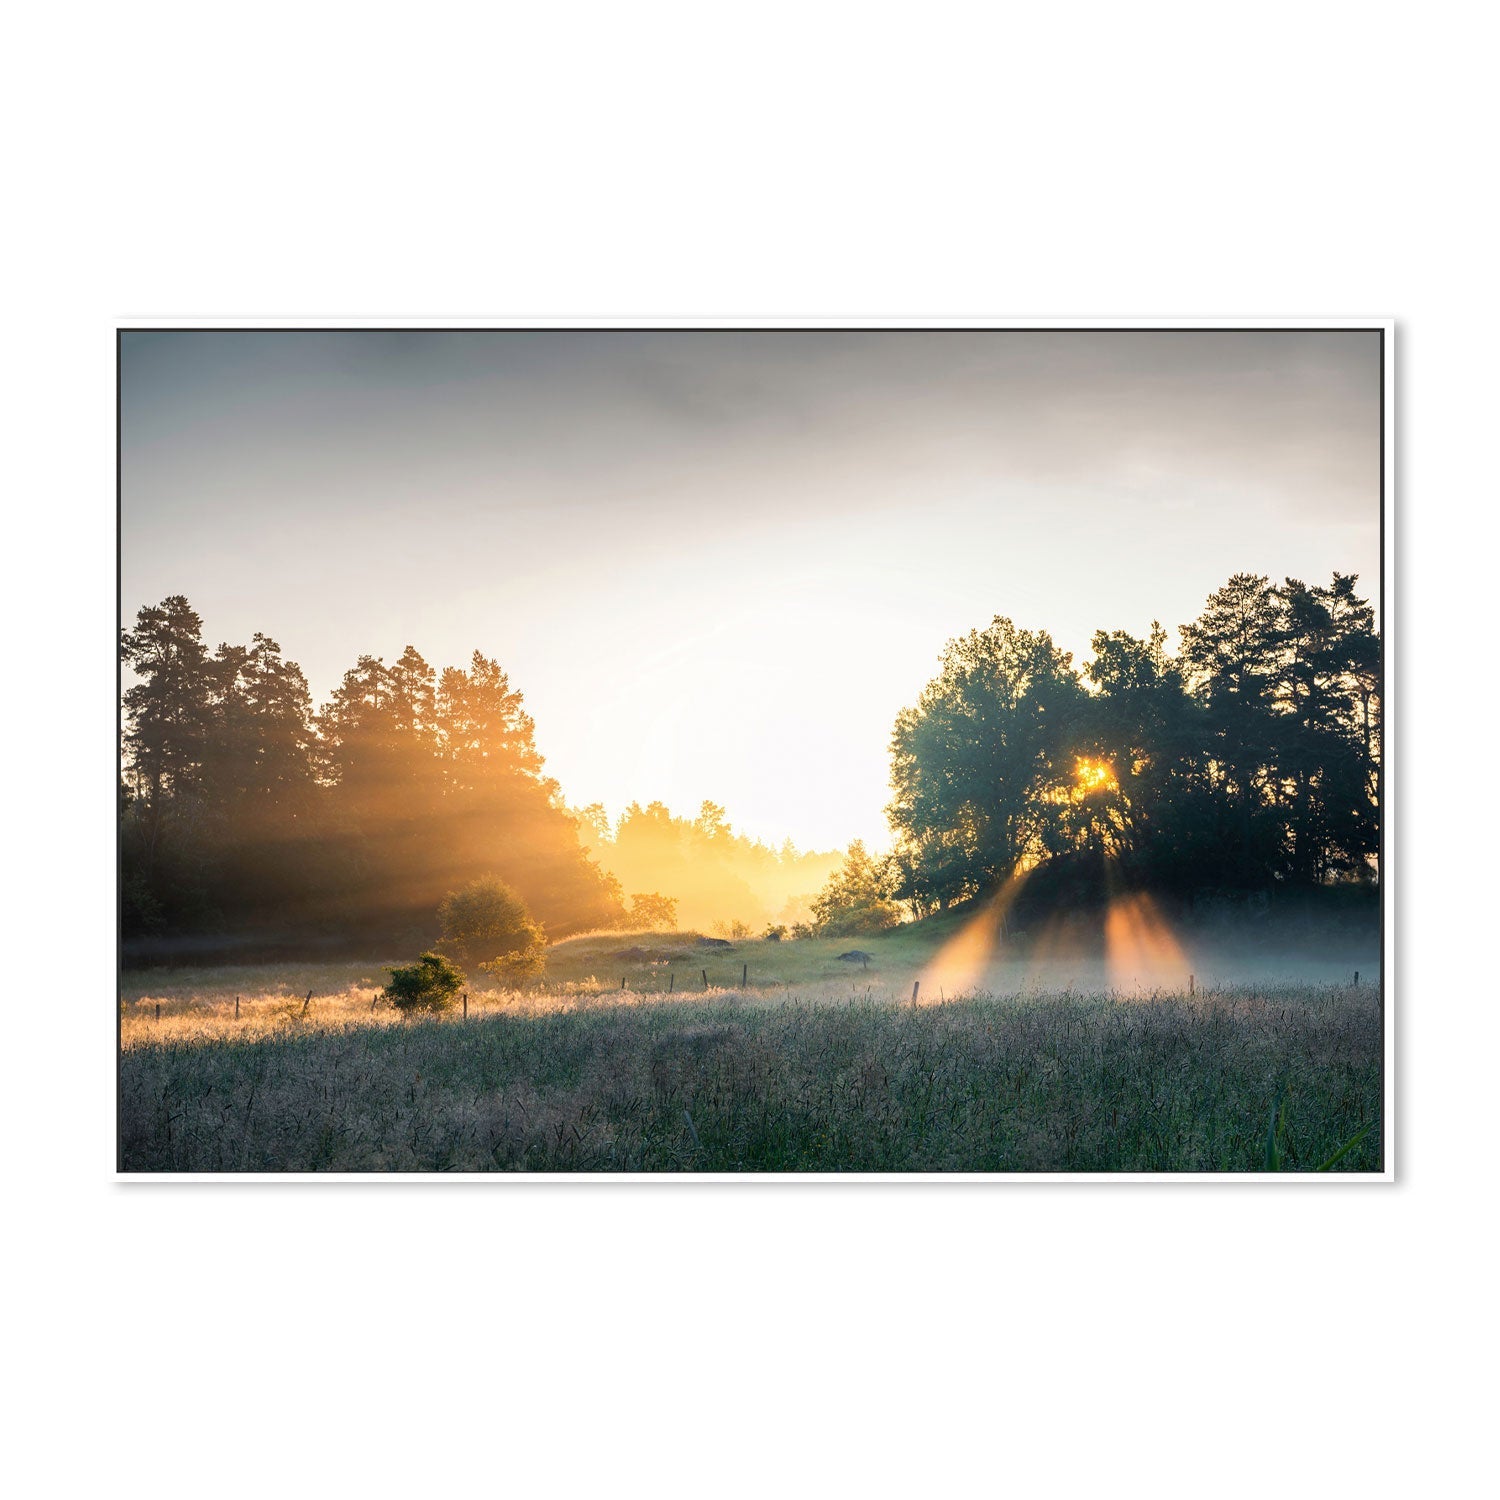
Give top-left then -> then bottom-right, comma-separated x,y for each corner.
569,799 -> 843,934
120,598 -> 842,954
119,596 -> 624,949
883,571 -> 1381,916
121,569 -> 1380,953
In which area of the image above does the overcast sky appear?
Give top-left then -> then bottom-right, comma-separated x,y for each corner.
120,329 -> 1382,850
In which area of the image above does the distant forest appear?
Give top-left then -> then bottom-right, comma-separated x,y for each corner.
570,802 -> 843,933
119,569 -> 1380,957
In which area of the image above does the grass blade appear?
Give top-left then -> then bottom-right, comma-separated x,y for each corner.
1314,1122 -> 1373,1172
1264,1090 -> 1286,1171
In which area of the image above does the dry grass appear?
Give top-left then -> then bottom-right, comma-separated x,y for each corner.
118,972 -> 1382,1174
117,960 -> 765,1052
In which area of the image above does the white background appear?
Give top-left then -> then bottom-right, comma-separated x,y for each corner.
3,2 -> 1492,1496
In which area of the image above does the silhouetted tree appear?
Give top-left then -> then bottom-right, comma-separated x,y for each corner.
885,573 -> 1380,913
1270,574 -> 1380,882
119,600 -> 627,951
120,596 -> 214,813
1080,622 -> 1223,885
430,651 -> 621,934
120,597 -> 221,932
888,618 -> 1082,910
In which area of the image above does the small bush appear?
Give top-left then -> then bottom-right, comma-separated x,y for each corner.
383,951 -> 466,1014
480,947 -> 547,988
763,923 -> 787,941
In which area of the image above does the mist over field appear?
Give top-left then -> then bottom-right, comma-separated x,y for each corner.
118,891 -> 1381,1173
117,328 -> 1385,1174
119,960 -> 1381,1174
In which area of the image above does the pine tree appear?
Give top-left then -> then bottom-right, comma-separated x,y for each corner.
120,595 -> 214,812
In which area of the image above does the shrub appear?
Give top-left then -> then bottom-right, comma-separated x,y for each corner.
479,947 -> 547,988
811,840 -> 903,936
383,951 -> 466,1014
438,876 -> 547,966
628,891 -> 678,929
764,923 -> 787,941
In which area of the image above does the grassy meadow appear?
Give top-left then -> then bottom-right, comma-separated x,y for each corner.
119,921 -> 1382,1173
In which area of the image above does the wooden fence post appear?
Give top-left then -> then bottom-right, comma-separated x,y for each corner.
1189,974 -> 1195,996
911,981 -> 920,1006
462,990 -> 468,1020
155,1002 -> 160,1023
742,962 -> 748,987
669,972 -> 674,993
702,968 -> 709,990
302,990 -> 311,1015
235,996 -> 240,1020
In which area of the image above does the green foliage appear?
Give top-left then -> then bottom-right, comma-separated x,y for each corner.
438,876 -> 547,968
811,840 -> 903,936
383,951 -> 466,1014
763,924 -> 787,941
1264,1088 -> 1289,1170
1315,1121 -> 1374,1172
478,948 -> 547,988
628,891 -> 678,929
437,875 -> 548,991
888,618 -> 1083,911
120,871 -> 166,937
888,574 -> 1382,910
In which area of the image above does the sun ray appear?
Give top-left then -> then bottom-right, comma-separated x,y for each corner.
1101,858 -> 1190,994
917,866 -> 1030,1002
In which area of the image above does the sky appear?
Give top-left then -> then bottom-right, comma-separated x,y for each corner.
120,329 -> 1382,852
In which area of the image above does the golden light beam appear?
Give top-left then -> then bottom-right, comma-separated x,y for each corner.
917,867 -> 1030,1003
1101,858 -> 1190,995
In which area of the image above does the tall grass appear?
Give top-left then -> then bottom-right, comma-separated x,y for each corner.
119,980 -> 1381,1173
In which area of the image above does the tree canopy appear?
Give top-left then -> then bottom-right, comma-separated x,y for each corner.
809,840 -> 903,936
887,571 -> 1381,912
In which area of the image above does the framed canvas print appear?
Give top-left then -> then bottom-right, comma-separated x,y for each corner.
116,323 -> 1391,1177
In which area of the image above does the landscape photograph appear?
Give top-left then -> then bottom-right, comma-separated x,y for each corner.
117,326 -> 1387,1175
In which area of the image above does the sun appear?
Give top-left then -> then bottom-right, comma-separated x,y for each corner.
1074,757 -> 1117,793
